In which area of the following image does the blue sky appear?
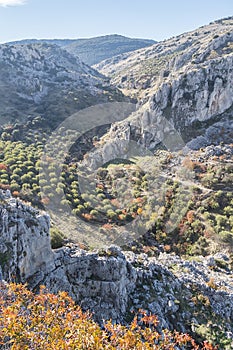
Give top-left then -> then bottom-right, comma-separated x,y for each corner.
0,0 -> 232,43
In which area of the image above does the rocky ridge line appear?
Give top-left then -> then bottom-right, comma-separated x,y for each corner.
94,17 -> 233,150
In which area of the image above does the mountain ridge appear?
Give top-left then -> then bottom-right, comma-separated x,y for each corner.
0,42 -> 125,127
6,34 -> 156,66
93,16 -> 233,149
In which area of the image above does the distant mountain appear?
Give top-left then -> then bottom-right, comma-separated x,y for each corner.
63,35 -> 156,66
8,39 -> 77,47
0,42 -> 125,127
8,35 -> 156,66
94,17 -> 233,148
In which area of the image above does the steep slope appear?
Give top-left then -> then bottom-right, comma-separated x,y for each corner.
8,35 -> 156,66
1,190 -> 233,347
0,42 -> 124,128
94,17 -> 233,148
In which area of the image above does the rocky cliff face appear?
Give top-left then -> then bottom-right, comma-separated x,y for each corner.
95,17 -> 233,150
1,190 -> 233,340
0,190 -> 52,282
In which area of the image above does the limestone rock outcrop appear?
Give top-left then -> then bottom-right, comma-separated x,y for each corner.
95,17 -> 233,150
1,191 -> 233,339
0,190 -> 52,282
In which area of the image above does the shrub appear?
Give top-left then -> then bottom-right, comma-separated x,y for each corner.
0,283 -> 217,349
219,231 -> 233,245
50,227 -> 66,249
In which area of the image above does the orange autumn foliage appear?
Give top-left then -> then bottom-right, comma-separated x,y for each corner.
182,157 -> 195,171
82,213 -> 93,221
187,210 -> 195,223
12,191 -> 20,197
0,283 -> 218,350
0,163 -> 7,171
137,207 -> 143,215
41,196 -> 50,205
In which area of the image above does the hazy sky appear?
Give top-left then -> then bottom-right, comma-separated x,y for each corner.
0,0 -> 232,43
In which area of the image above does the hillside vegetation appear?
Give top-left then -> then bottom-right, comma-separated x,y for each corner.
0,42 -> 125,127
0,119 -> 232,257
0,16 -> 233,349
0,283 -> 216,349
8,35 -> 156,66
